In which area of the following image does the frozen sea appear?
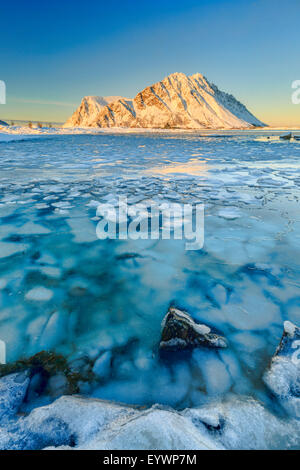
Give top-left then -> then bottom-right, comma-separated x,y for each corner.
0,130 -> 300,413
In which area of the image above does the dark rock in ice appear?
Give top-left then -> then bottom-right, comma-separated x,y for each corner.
0,351 -> 92,400
274,321 -> 300,360
116,252 -> 144,261
159,307 -> 227,351
280,133 -> 292,140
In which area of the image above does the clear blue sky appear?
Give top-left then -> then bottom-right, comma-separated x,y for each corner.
1,0 -> 300,125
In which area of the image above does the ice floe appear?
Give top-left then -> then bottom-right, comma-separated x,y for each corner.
25,287 -> 54,302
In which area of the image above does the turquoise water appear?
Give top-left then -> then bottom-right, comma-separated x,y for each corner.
0,131 -> 300,410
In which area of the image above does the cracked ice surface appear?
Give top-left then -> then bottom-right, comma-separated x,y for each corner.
0,131 -> 300,421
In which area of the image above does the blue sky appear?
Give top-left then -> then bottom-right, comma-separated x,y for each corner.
1,0 -> 300,125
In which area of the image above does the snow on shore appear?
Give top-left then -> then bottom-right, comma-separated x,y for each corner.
0,380 -> 299,450
1,125 -> 300,141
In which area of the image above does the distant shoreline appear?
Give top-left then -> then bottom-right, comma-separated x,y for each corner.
1,125 -> 300,134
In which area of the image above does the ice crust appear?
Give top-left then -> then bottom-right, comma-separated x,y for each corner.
0,382 -> 299,450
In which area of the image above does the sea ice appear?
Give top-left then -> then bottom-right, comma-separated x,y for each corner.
18,222 -> 51,235
92,351 -> 112,379
25,287 -> 54,302
192,350 -> 232,396
0,242 -> 29,259
218,207 -> 242,220
40,266 -> 62,279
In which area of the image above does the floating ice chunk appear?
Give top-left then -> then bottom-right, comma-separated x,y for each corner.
0,242 -> 29,259
18,198 -> 36,205
46,185 -> 65,193
0,205 -> 16,217
86,200 -> 100,208
66,217 -> 97,243
127,195 -> 146,204
0,279 -> 7,289
25,287 -> 53,302
237,193 -> 256,204
18,222 -> 50,235
92,352 -> 112,379
39,312 -> 66,350
40,266 -> 62,279
26,316 -> 48,345
43,195 -> 58,201
51,201 -> 73,209
205,237 -> 249,266
68,190 -> 81,197
257,177 -> 286,187
1,194 -> 19,203
211,284 -> 227,305
218,207 -> 241,220
193,350 -> 232,396
92,379 -> 149,406
222,286 -> 282,330
54,208 -> 69,215
0,224 -> 15,240
30,188 -> 42,193
38,253 -> 57,265
230,331 -> 266,352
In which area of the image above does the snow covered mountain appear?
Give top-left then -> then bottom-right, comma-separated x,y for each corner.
64,96 -> 127,127
64,73 -> 265,129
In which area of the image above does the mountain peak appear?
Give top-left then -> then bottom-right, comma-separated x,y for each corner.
165,72 -> 188,80
64,72 -> 265,129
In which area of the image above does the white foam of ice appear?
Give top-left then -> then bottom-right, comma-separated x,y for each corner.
25,287 -> 54,302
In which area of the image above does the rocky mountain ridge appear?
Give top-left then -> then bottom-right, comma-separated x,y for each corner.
64,72 -> 265,129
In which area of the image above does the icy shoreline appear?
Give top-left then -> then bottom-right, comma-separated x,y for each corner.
1,125 -> 300,141
0,321 -> 299,450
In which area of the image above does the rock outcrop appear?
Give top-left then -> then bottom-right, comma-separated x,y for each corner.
64,96 -> 128,127
159,307 -> 227,351
64,72 -> 265,129
264,321 -> 300,418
